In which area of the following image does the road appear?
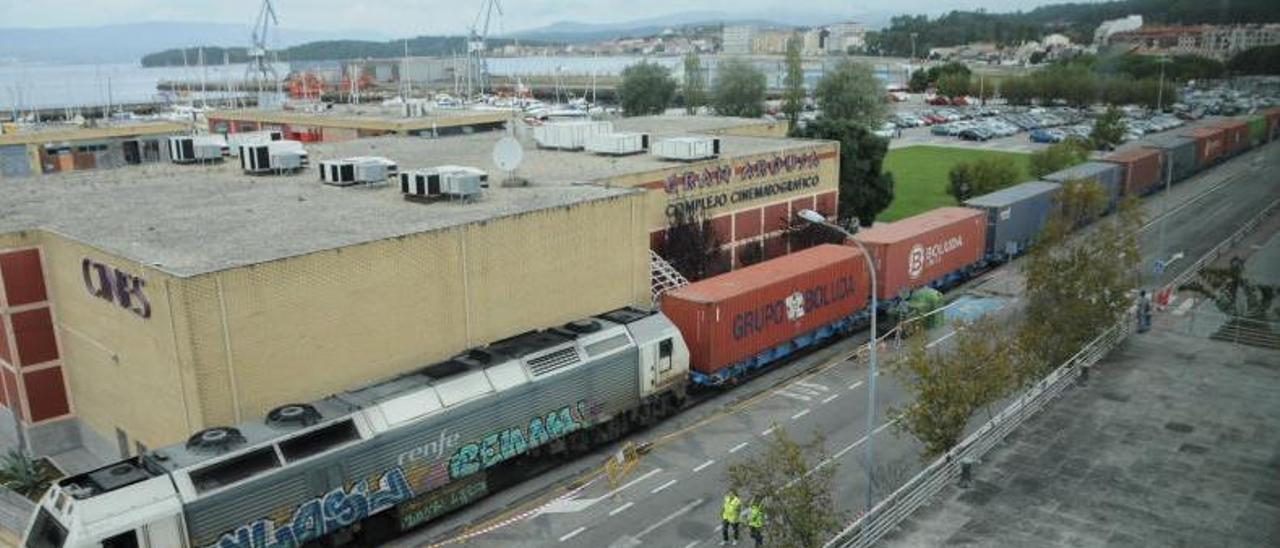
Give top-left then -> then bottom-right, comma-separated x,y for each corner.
392,141 -> 1280,548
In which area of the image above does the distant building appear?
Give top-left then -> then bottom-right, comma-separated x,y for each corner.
802,28 -> 828,56
1094,15 -> 1143,46
753,30 -> 794,55
722,25 -> 756,55
1042,34 -> 1072,47
1108,24 -> 1280,60
826,21 -> 866,53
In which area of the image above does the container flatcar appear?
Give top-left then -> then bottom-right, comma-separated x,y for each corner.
1182,126 -> 1227,168
1206,118 -> 1250,157
1102,147 -> 1164,197
963,181 -> 1061,264
1140,134 -> 1199,184
1042,161 -> 1123,213
852,207 -> 987,303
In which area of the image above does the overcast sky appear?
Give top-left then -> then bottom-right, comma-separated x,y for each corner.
0,0 -> 1099,35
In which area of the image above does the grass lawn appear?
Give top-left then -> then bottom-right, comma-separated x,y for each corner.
880,146 -> 1033,222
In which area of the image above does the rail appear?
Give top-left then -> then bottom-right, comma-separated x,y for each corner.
823,193 -> 1280,548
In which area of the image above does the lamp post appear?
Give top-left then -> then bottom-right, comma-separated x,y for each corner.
797,209 -> 879,519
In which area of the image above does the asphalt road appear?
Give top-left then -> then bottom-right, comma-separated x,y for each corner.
391,141 -> 1280,548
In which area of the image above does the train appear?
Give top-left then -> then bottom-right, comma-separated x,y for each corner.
22,112 -> 1280,548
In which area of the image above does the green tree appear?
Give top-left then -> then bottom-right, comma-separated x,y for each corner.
1228,45 -> 1280,75
1090,105 -> 1127,151
1029,139 -> 1090,179
618,61 -> 677,117
713,57 -> 768,118
948,162 -> 978,203
782,36 -> 806,130
814,59 -> 888,128
1180,257 -> 1279,321
791,118 -> 895,227
658,206 -> 725,281
726,426 -> 842,548
947,156 -> 1019,203
936,71 -> 971,98
908,69 -> 930,92
682,53 -> 706,115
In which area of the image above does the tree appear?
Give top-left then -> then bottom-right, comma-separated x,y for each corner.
908,69 -> 930,92
889,316 -> 1018,458
713,57 -> 767,118
1090,105 -> 1127,151
1228,45 -> 1280,75
782,36 -> 806,130
682,53 -> 706,115
618,61 -> 677,117
791,118 -> 894,227
948,162 -> 978,204
936,71 -> 971,98
658,206 -> 724,281
947,156 -> 1020,203
1181,257 -> 1279,321
814,59 -> 888,128
1029,139 -> 1090,179
726,426 -> 842,548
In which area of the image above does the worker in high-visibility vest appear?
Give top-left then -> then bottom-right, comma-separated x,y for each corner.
747,498 -> 766,547
721,488 -> 742,545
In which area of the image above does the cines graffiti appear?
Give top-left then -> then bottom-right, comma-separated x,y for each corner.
448,400 -> 591,480
662,151 -> 823,196
214,468 -> 413,548
731,275 -> 857,340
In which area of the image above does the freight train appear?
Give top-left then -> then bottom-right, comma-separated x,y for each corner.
23,113 -> 1280,548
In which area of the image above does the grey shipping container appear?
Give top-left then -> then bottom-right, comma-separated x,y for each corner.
0,145 -> 32,179
1140,134 -> 1198,184
964,181 -> 1061,262
1042,161 -> 1123,213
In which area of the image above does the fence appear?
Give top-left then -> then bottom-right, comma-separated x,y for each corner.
823,192 -> 1280,548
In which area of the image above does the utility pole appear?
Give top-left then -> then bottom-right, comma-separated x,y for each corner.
910,32 -> 918,61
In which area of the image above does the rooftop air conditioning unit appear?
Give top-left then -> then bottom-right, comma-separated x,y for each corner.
433,165 -> 489,188
401,166 -> 487,201
585,132 -> 650,156
168,135 -> 228,163
240,140 -> 309,174
533,121 -> 614,150
226,130 -> 283,155
653,137 -> 720,161
319,157 -> 398,186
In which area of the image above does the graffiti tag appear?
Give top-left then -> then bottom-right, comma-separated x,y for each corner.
448,401 -> 591,479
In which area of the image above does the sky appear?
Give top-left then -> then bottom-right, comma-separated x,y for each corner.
0,0 -> 1100,35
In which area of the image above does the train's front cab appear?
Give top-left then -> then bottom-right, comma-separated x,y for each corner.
24,458 -> 188,548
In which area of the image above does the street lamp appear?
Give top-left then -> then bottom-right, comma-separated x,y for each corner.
797,209 -> 879,519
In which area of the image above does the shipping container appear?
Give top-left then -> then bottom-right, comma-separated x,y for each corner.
1181,126 -> 1226,168
963,181 -> 1060,262
1246,115 -> 1267,147
1102,147 -> 1163,197
1042,161 -> 1123,213
1140,134 -> 1198,184
1206,118 -> 1249,157
1265,107 -> 1280,143
661,244 -> 870,384
853,207 -> 987,301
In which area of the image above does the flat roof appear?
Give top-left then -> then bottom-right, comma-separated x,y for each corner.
964,181 -> 1060,208
2,117 -> 816,277
208,105 -> 511,132
0,122 -> 187,147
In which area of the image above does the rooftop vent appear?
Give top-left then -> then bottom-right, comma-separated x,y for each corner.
239,141 -> 309,175
186,427 -> 247,453
85,461 -> 152,493
319,157 -> 398,186
401,166 -> 486,202
653,136 -> 720,161
585,132 -> 650,156
266,403 -> 322,429
526,346 -> 581,377
533,121 -> 614,150
564,319 -> 602,334
168,136 -> 228,164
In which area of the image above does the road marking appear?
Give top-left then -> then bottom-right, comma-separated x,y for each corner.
822,393 -> 840,404
776,390 -> 812,402
874,421 -> 895,435
761,427 -> 775,437
730,441 -> 750,453
683,541 -> 700,548
791,409 -> 811,420
848,380 -> 864,390
926,331 -> 956,348
633,498 -> 704,539
1173,298 -> 1196,316
559,526 -> 586,542
796,381 -> 831,392
834,436 -> 867,459
651,479 -> 678,494
693,459 -> 716,473
792,386 -> 821,397
609,502 -> 635,516
601,468 -> 662,499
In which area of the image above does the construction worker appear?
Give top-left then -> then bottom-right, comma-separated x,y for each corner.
721,488 -> 742,545
747,498 -> 766,547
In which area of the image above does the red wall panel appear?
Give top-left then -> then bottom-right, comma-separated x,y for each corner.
0,313 -> 10,365
1,368 -> 20,420
816,191 -> 838,218
710,215 -> 733,243
23,367 -> 69,422
790,196 -> 815,217
0,249 -> 47,307
11,307 -> 58,367
734,208 -> 763,240
763,235 -> 787,261
764,203 -> 790,233
650,229 -> 666,252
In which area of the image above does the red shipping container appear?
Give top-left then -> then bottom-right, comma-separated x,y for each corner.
1182,126 -> 1225,168
662,244 -> 870,377
853,207 -> 986,301
1206,118 -> 1249,155
1266,107 -> 1280,142
1103,147 -> 1163,196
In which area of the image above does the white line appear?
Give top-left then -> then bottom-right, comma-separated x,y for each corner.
791,409 -> 811,420
683,541 -> 700,548
651,479 -> 678,494
834,436 -> 867,459
559,526 -> 586,542
693,459 -> 716,473
822,393 -> 840,404
796,381 -> 831,392
761,427 -> 775,437
609,502 -> 635,516
926,331 -> 957,348
848,380 -> 864,390
776,390 -> 812,402
874,421 -> 895,435
1173,297 -> 1195,316
601,468 -> 662,499
633,498 -> 704,539
729,441 -> 750,453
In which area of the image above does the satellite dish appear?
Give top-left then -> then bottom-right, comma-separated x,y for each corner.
493,136 -> 524,172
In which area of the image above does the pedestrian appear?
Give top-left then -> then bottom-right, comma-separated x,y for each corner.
1138,290 -> 1152,333
747,498 -> 766,547
721,488 -> 742,545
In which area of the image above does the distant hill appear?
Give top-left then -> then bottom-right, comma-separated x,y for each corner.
508,10 -> 862,43
141,36 -> 545,68
0,22 -> 387,64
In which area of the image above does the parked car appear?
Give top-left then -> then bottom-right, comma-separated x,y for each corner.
874,122 -> 898,139
927,95 -> 951,106
931,123 -> 953,136
1029,129 -> 1063,143
959,128 -> 993,141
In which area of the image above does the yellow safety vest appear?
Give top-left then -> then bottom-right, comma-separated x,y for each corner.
722,495 -> 742,522
748,505 -> 765,528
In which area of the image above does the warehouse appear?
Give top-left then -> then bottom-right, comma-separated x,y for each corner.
0,122 -> 185,180
0,115 -> 837,472
206,104 -> 512,142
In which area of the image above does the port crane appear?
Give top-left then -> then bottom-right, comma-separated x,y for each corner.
245,0 -> 281,90
466,0 -> 502,98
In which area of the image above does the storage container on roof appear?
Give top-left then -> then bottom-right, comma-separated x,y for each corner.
964,181 -> 1060,262
852,207 -> 986,301
1042,161 -> 1123,213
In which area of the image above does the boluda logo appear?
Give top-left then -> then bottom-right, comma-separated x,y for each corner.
907,237 -> 965,280
82,259 -> 151,319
